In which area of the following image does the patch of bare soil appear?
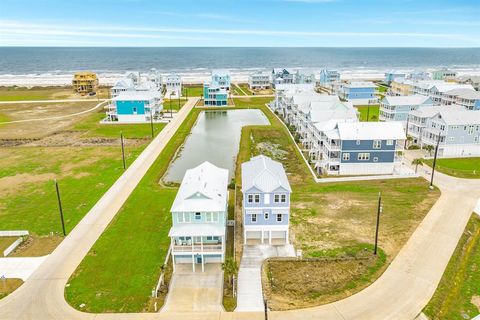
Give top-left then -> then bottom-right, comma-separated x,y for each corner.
472,295 -> 480,311
0,278 -> 23,299
263,253 -> 382,310
0,172 -> 56,197
10,235 -> 63,257
0,131 -> 144,148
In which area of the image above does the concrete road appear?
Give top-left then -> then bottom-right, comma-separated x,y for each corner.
0,256 -> 48,281
0,114 -> 479,320
162,264 -> 223,312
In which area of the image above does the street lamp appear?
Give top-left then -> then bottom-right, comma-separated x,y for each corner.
429,132 -> 442,189
169,93 -> 173,118
120,132 -> 126,170
404,116 -> 410,149
374,192 -> 383,255
54,179 -> 66,236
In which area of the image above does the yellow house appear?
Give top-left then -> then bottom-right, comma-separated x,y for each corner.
390,79 -> 414,96
72,71 -> 99,95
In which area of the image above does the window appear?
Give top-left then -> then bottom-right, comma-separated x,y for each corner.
195,212 -> 201,220
386,140 -> 394,146
274,194 -> 287,203
251,214 -> 257,223
264,212 -> 269,220
206,212 -> 214,222
373,157 -> 378,162
247,194 -> 254,203
133,107 -> 137,114
254,194 -> 260,203
356,140 -> 361,145
178,213 -> 184,223
276,214 -> 282,222
450,137 -> 454,142
373,140 -> 381,149
358,153 -> 370,161
281,194 -> 286,203
342,153 -> 350,161
274,194 -> 280,203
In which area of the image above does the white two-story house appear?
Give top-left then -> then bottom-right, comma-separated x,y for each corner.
241,155 -> 292,245
168,162 -> 229,272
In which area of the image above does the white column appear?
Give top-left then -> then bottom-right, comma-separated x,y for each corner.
192,254 -> 195,272
269,230 -> 272,245
201,254 -> 205,273
201,236 -> 204,252
286,229 -> 289,244
172,254 -> 176,272
261,230 -> 264,244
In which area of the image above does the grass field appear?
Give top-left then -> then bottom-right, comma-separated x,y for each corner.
183,85 -> 204,97
424,157 -> 480,179
356,105 -> 380,122
74,111 -> 167,139
0,279 -> 23,300
0,86 -> 110,101
64,96 -> 438,312
424,214 -> 480,319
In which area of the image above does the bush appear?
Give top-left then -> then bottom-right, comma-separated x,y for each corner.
408,145 -> 420,150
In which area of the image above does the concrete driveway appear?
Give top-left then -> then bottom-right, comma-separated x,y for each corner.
162,264 -> 223,312
0,256 -> 48,281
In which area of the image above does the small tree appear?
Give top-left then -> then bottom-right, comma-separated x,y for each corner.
412,158 -> 423,173
424,145 -> 434,156
222,257 -> 238,286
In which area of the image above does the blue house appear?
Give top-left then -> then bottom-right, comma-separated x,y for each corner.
339,82 -> 377,105
203,82 -> 228,106
109,91 -> 162,123
384,71 -> 406,84
380,95 -> 434,123
168,162 -> 229,272
319,69 -> 341,86
241,155 -> 292,244
321,122 -> 406,175
211,69 -> 231,90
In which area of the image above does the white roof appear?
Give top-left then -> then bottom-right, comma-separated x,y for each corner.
409,105 -> 465,118
112,78 -> 135,89
383,95 -> 433,106
168,223 -> 224,237
170,162 -> 229,212
337,122 -> 406,140
276,83 -> 315,92
241,155 -> 291,193
113,90 -> 159,101
444,88 -> 480,99
439,110 -> 480,126
308,100 -> 358,123
166,73 -> 181,81
432,83 -> 474,93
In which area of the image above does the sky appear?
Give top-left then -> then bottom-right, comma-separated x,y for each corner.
1,0 -> 480,47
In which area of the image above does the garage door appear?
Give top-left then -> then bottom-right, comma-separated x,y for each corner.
271,231 -> 287,240
174,255 -> 192,264
246,231 -> 262,239
205,255 -> 223,263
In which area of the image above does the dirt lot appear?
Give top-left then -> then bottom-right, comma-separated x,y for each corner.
0,101 -> 100,139
0,278 -> 23,299
0,237 -> 19,253
10,235 -> 63,257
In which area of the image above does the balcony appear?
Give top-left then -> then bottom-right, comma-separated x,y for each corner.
172,244 -> 223,252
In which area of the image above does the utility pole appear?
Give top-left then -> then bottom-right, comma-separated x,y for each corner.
374,192 -> 382,255
264,298 -> 268,320
430,132 -> 442,189
366,104 -> 370,122
404,116 -> 410,149
120,132 -> 126,170
170,93 -> 173,118
150,108 -> 154,139
54,179 -> 66,236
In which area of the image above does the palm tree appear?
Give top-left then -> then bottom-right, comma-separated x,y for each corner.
412,158 -> 423,173
405,136 -> 413,149
424,145 -> 434,156
222,257 -> 238,287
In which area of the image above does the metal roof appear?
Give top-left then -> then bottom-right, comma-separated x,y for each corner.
383,95 -> 433,106
170,162 -> 229,213
337,122 -> 406,140
241,155 -> 291,193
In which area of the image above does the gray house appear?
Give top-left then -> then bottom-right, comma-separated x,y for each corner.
241,155 -> 292,244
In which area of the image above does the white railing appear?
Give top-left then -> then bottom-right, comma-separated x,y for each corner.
0,230 -> 29,237
172,244 -> 222,252
3,238 -> 23,257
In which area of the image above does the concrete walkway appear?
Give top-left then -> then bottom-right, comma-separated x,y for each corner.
162,264 -> 223,313
0,256 -> 48,281
236,245 -> 295,312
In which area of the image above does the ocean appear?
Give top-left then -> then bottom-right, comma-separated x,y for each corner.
1,47 -> 480,86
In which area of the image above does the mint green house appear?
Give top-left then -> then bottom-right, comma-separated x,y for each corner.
168,162 -> 229,272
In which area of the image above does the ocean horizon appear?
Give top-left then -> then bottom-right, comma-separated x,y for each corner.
1,47 -> 480,86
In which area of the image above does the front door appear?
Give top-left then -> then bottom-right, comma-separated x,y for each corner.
196,255 -> 202,264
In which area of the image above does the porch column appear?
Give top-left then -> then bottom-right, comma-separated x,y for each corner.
192,254 -> 195,272
221,236 -> 225,262
261,230 -> 264,244
286,229 -> 289,244
172,254 -> 176,272
201,236 -> 204,252
269,230 -> 272,245
201,254 -> 205,273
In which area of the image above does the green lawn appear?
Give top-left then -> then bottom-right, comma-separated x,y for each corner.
74,111 -> 167,139
356,105 -> 380,122
183,85 -> 204,97
424,214 -> 480,319
163,98 -> 187,111
424,157 -> 480,179
0,112 -> 9,123
65,96 -> 438,312
0,145 -> 144,236
238,84 -> 253,95
0,86 -> 110,101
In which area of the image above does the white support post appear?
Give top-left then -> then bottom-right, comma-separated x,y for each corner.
192,254 -> 195,273
261,230 -> 264,244
201,254 -> 205,273
286,229 -> 289,244
172,254 -> 176,272
269,230 -> 272,245
201,236 -> 204,252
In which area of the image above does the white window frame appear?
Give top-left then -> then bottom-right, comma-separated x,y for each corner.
264,212 -> 269,220
195,212 -> 201,220
281,194 -> 286,203
356,140 -> 361,145
251,214 -> 257,223
373,157 -> 379,162
274,194 -> 280,203
373,140 -> 382,149
386,139 -> 394,146
358,153 -> 370,161
254,194 -> 260,203
247,194 -> 254,203
342,153 -> 350,161
276,214 -> 282,222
